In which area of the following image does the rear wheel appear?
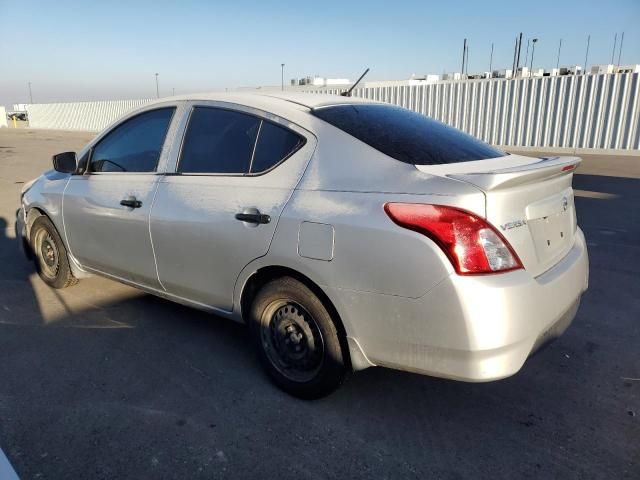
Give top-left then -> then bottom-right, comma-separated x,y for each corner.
249,277 -> 348,399
30,216 -> 78,289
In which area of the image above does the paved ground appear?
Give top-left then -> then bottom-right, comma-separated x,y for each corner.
0,128 -> 638,479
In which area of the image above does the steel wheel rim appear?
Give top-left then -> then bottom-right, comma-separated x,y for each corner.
260,300 -> 325,383
34,229 -> 59,279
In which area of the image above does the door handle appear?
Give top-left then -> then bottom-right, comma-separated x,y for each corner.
120,197 -> 142,208
235,211 -> 271,224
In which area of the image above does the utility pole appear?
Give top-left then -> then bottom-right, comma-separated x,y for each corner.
155,73 -> 159,98
489,42 -> 494,73
461,39 -> 467,76
515,32 -> 523,77
465,44 -> 469,75
28,82 -> 33,104
524,39 -> 530,68
530,38 -> 538,73
584,35 -> 590,73
556,39 -> 562,69
281,63 -> 285,91
172,87 -> 175,96
611,33 -> 618,65
617,32 -> 624,67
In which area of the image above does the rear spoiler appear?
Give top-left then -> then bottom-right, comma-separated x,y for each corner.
447,156 -> 581,191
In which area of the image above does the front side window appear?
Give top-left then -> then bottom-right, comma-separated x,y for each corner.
312,104 -> 505,165
179,107 -> 260,174
90,108 -> 175,173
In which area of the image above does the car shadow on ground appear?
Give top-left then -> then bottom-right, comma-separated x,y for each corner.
0,195 -> 638,480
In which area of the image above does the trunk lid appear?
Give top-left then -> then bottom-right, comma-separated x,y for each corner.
416,155 -> 581,277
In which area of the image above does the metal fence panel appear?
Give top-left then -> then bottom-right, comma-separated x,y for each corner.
26,99 -> 154,132
24,74 -> 640,150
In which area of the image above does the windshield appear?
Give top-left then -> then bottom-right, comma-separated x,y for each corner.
312,104 -> 506,165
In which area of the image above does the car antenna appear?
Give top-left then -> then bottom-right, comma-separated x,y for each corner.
340,68 -> 370,97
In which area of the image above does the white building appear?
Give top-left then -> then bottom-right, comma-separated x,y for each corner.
615,64 -> 640,74
311,77 -> 351,87
591,64 -> 615,74
441,72 -> 463,81
365,75 -> 440,88
325,78 -> 350,86
560,66 -> 583,75
294,76 -> 350,87
492,69 -> 513,79
590,64 -> 640,75
411,74 -> 441,83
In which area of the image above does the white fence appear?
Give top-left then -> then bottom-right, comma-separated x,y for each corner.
24,73 -> 640,150
26,99 -> 154,131
310,73 -> 640,151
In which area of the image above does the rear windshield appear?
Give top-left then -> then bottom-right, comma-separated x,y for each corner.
312,104 -> 505,165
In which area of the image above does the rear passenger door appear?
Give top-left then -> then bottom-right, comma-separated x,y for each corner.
150,103 -> 315,311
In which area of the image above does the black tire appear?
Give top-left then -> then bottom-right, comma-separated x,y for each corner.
249,277 -> 348,399
30,216 -> 78,289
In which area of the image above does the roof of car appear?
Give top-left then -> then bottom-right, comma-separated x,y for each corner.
88,91 -> 382,153
151,91 -> 378,110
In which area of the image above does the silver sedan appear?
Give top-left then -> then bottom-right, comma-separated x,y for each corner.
16,93 -> 589,398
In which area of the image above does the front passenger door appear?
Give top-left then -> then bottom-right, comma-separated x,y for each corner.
63,107 -> 176,288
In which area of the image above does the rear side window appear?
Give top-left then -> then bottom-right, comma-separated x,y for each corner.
179,107 -> 260,174
250,121 -> 304,173
179,106 -> 305,175
312,104 -> 505,165
90,107 -> 175,172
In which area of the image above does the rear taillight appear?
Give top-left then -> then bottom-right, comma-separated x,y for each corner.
384,203 -> 523,275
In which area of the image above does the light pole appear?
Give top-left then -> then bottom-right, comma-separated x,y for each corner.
155,73 -> 159,98
617,32 -> 624,67
556,39 -> 562,69
584,35 -> 590,73
515,32 -> 523,76
28,81 -> 33,103
530,38 -> 538,73
465,44 -> 469,75
281,64 -> 285,91
461,39 -> 467,76
489,42 -> 494,73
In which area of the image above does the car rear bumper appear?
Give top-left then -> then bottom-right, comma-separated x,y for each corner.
334,228 -> 589,381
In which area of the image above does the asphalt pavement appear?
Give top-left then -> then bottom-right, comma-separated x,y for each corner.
0,128 -> 638,479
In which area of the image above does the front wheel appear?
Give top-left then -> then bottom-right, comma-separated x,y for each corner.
249,277 -> 348,399
30,216 -> 78,289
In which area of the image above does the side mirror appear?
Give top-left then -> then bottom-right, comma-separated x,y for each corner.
52,151 -> 77,173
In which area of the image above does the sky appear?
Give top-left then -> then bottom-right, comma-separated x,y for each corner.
1,0 -> 639,106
